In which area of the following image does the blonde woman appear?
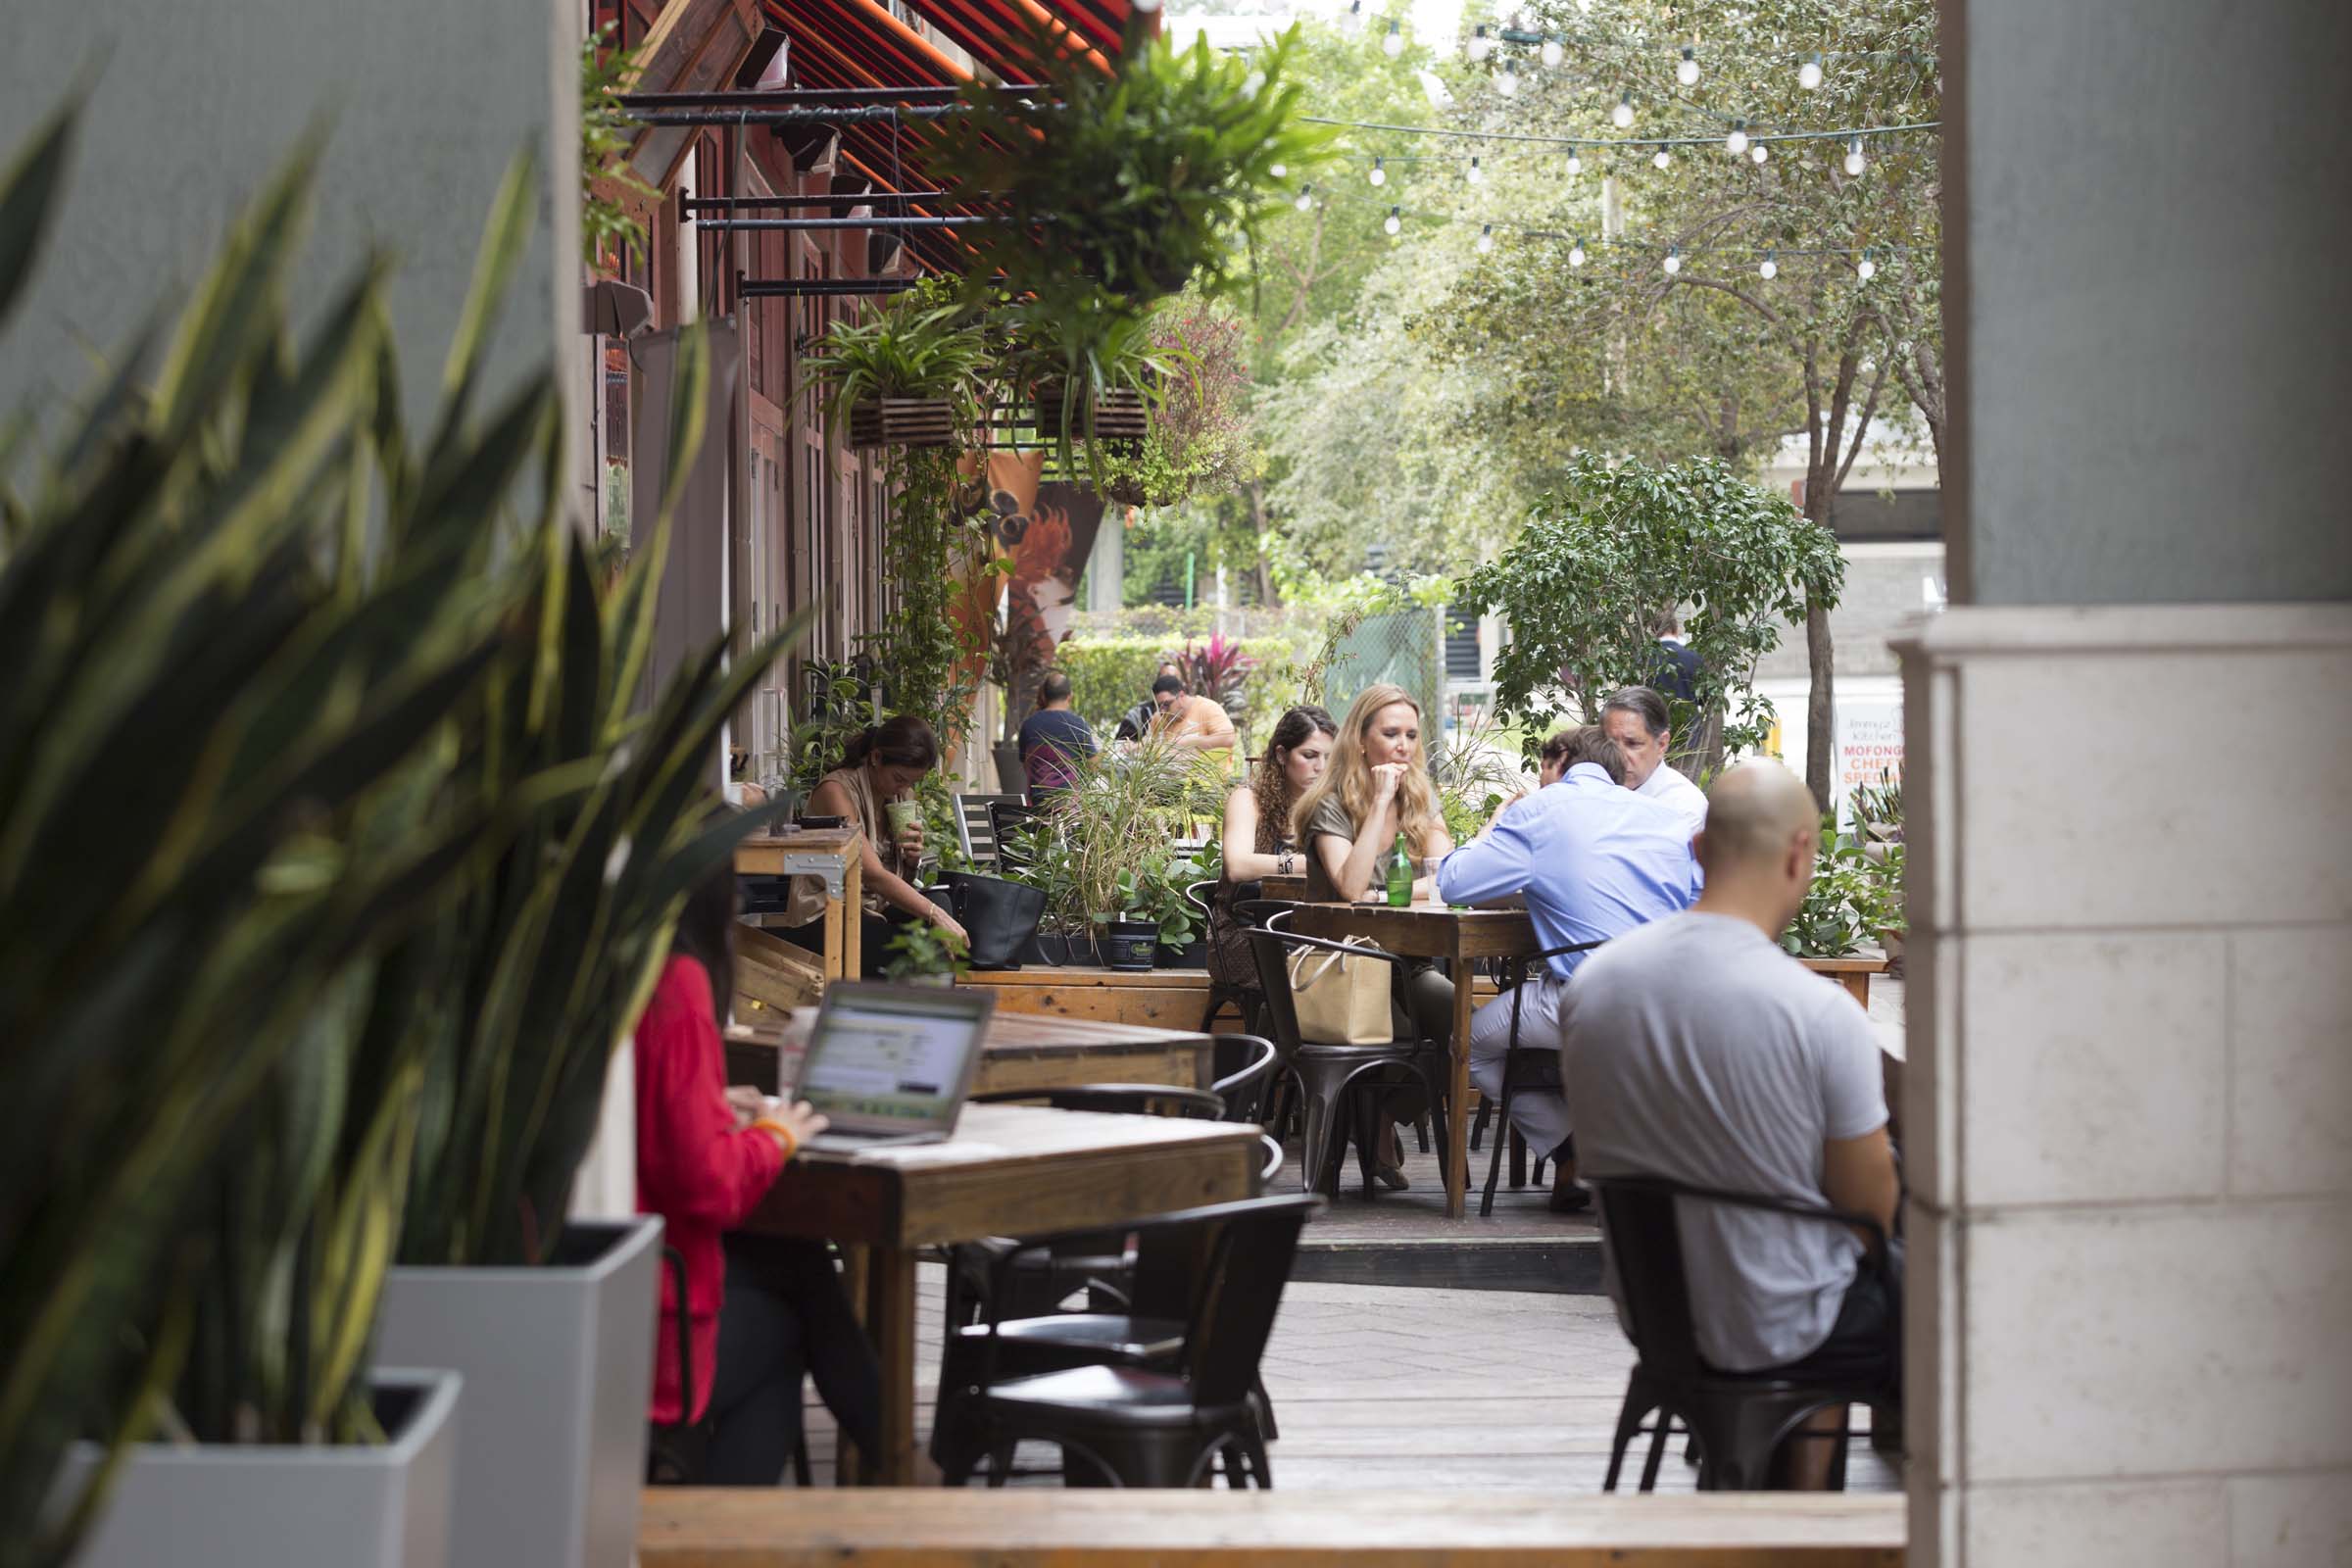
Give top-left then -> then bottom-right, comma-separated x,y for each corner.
1288,685 -> 1456,1187
1292,685 -> 1456,903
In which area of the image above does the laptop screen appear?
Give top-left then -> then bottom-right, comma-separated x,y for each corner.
794,984 -> 992,1131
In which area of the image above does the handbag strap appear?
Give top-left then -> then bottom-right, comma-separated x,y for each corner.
1287,934 -> 1372,991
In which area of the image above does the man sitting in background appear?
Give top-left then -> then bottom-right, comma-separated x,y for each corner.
1601,685 -> 1708,836
1562,759 -> 1900,1485
1435,726 -> 1701,1212
1017,671 -> 1096,798
1125,673 -> 1236,756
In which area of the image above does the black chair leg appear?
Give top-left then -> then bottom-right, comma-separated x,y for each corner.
791,1433 -> 812,1488
1602,1391 -> 1648,1493
1642,1413 -> 1676,1493
1470,1095 -> 1491,1152
1413,1113 -> 1431,1153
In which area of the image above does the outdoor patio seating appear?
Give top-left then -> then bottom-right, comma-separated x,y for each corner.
955,793 -> 1027,869
1206,1033 -> 1279,1124
1476,940 -> 1607,1216
944,1194 -> 1320,1490
1591,1175 -> 1900,1493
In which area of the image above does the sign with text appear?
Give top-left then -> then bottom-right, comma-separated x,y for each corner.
1833,698 -> 1904,830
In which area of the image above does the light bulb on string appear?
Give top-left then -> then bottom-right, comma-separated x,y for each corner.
1295,183 -> 1315,212
1467,24 -> 1492,61
1855,248 -> 1877,281
1342,0 -> 1363,33
1477,223 -> 1494,254
1369,156 -> 1387,187
1750,140 -> 1770,164
1844,136 -> 1868,175
1564,149 -> 1583,175
1383,20 -> 1404,57
1758,248 -> 1778,279
1652,147 -> 1672,170
1466,155 -> 1483,184
1568,237 -> 1587,267
1541,36 -> 1563,68
1662,245 -> 1682,274
1495,65 -> 1520,95
1726,122 -> 1749,156
1798,52 -> 1824,89
1612,93 -> 1635,128
1269,163 -> 1287,179
1384,206 -> 1402,236
1676,46 -> 1700,86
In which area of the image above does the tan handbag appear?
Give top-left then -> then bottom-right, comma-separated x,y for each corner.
1288,938 -> 1393,1045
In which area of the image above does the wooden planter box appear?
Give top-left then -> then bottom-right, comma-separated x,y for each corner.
1031,383 -> 1151,443
847,397 -> 957,450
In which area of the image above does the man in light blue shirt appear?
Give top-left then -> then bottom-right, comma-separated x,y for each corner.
1435,725 -> 1701,1211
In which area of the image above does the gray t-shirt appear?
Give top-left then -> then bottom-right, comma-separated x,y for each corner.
1560,911 -> 1887,1371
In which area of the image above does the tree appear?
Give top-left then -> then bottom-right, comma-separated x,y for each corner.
1453,454 -> 1844,769
1399,0 -> 1940,802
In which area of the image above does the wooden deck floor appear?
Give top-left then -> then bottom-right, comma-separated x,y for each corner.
796,1271 -> 1901,1495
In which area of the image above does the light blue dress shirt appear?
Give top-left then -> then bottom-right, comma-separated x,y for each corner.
1434,762 -> 1702,980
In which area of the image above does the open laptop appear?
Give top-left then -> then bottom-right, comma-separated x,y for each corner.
785,981 -> 996,1152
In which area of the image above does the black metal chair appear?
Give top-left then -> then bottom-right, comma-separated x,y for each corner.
986,799 -> 1042,878
1247,926 -> 1450,1200
1208,1033 -> 1280,1125
1477,939 -> 1607,1216
1590,1174 -> 1900,1492
944,1194 -> 1321,1489
645,1247 -> 812,1487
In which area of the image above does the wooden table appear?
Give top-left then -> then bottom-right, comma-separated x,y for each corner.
1799,955 -> 1889,1010
1285,902 -> 1542,1221
968,1011 -> 1216,1094
739,1103 -> 1261,1485
736,827 -> 864,980
723,1015 -> 1215,1100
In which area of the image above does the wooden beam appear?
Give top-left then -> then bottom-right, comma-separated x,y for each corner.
638,1491 -> 1906,1567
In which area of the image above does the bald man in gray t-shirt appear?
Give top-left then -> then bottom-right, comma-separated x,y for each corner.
1560,760 -> 1901,1392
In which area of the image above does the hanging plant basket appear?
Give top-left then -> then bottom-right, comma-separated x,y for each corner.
1031,383 -> 1151,444
847,397 -> 960,451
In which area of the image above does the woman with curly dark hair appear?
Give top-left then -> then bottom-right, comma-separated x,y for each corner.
1202,705 -> 1338,1001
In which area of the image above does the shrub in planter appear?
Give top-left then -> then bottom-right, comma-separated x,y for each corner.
805,276 -> 991,449
882,921 -> 971,985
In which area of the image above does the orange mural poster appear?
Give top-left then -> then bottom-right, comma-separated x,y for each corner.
950,451 -> 1109,721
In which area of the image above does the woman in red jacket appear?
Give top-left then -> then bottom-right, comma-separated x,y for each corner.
635,854 -> 881,1482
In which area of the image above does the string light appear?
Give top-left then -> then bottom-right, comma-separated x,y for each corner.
1343,0 -> 1363,34
1663,245 -> 1682,274
1383,20 -> 1404,57
1369,156 -> 1387,187
1540,36 -> 1563,68
1726,122 -> 1749,155
1477,223 -> 1494,254
1295,183 -> 1315,211
1269,163 -> 1287,178
1677,46 -> 1701,86
1750,140 -> 1770,164
1856,247 -> 1877,280
1612,93 -> 1636,128
1564,149 -> 1583,175
1798,52 -> 1824,89
1466,155 -> 1483,183
1384,205 -> 1402,235
1844,136 -> 1868,175
1495,65 -> 1520,96
1568,237 -> 1587,267
1759,248 -> 1778,279
1467,24 -> 1492,62
1653,147 -> 1673,170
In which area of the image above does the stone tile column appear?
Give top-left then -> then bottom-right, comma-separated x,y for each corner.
1896,605 -> 2352,1566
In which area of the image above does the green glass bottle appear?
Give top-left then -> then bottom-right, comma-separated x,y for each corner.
1385,831 -> 1412,906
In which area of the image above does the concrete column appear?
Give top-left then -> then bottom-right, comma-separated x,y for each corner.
1922,3 -> 2352,1563
1087,509 -> 1125,612
0,0 -> 579,454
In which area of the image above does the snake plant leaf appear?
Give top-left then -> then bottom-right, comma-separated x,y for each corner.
0,99 -> 73,335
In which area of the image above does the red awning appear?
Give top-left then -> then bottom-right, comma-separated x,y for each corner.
901,0 -> 1142,79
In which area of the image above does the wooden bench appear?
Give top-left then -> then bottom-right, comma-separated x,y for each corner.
638,1491 -> 1904,1566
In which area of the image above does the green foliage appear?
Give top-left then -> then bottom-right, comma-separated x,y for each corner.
804,277 -> 992,427
1096,296 -> 1262,509
1455,454 -> 1843,760
1053,635 -> 1301,743
1783,818 -> 1895,957
861,442 -> 986,756
789,660 -> 878,796
882,921 -> 969,983
1029,737 -> 1228,926
1429,709 -> 1532,845
580,26 -> 658,268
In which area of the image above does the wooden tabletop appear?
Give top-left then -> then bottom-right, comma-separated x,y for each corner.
1287,900 -> 1542,961
742,1102 -> 1260,1250
733,826 -> 861,879
980,1011 -> 1212,1054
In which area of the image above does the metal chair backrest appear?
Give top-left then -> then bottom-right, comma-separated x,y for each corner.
1589,1172 -> 1889,1384
1245,927 -> 1308,1061
1179,1194 -> 1319,1408
1208,1034 -> 1279,1123
985,800 -> 1040,874
954,793 -> 1023,867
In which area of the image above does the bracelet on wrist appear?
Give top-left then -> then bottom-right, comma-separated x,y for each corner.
753,1118 -> 800,1160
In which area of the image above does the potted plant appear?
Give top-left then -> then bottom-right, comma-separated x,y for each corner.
1782,819 -> 1885,961
882,920 -> 971,985
1,122 -> 544,1567
805,275 -> 992,449
1038,737 -> 1227,970
1095,297 -> 1261,510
